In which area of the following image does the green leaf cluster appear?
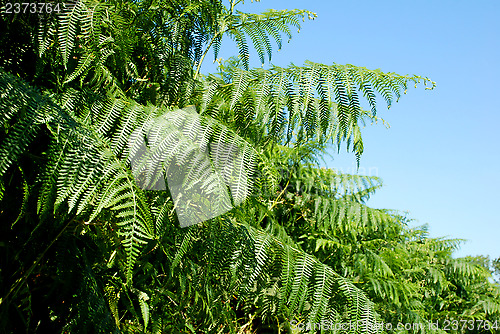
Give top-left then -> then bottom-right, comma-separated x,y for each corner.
1,1 -> 497,333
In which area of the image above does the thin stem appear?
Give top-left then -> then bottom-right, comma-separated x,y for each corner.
194,31 -> 221,80
257,179 -> 290,225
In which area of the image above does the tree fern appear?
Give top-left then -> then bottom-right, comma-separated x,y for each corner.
170,216 -> 380,331
4,1 -> 497,333
0,69 -> 258,282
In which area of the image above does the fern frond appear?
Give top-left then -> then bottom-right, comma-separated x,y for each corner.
241,222 -> 377,327
217,9 -> 316,69
1,68 -> 262,283
58,0 -> 85,67
198,61 -> 435,158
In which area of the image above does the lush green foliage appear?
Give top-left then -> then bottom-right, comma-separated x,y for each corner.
1,0 -> 498,333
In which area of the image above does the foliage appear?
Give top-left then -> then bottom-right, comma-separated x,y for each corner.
255,147 -> 500,332
0,0 -> 497,333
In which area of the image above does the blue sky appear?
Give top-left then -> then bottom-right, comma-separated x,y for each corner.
202,0 -> 500,260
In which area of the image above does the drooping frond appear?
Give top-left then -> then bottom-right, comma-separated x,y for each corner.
283,165 -> 384,204
218,9 -> 317,69
268,164 -> 398,240
57,0 -> 85,67
445,257 -> 491,280
170,217 -> 379,330
196,61 -> 435,158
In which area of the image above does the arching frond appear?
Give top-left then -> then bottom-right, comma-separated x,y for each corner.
197,61 -> 435,158
170,217 -> 379,330
220,9 -> 317,69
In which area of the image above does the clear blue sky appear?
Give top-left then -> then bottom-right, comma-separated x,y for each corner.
202,0 -> 500,260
